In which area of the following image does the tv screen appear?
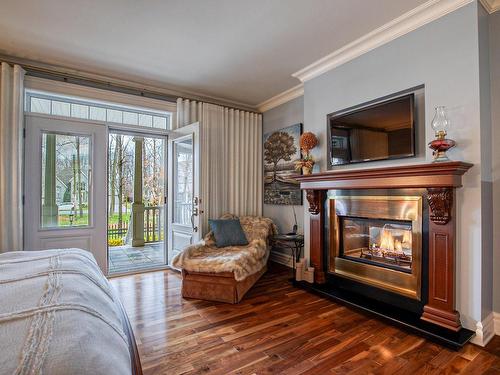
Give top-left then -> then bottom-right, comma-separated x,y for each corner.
328,93 -> 415,167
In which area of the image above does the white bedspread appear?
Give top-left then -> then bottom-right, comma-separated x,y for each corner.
0,248 -> 132,375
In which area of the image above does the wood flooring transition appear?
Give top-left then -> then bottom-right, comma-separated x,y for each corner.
110,263 -> 500,375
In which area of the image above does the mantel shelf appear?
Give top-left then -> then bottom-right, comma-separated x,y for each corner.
295,161 -> 473,190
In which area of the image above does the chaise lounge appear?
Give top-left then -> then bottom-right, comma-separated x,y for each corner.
172,215 -> 277,304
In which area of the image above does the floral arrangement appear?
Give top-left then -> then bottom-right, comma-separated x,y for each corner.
299,132 -> 318,154
295,132 -> 318,174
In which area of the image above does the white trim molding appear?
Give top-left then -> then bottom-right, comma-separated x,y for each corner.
495,312 -> 500,336
480,0 -> 500,13
292,0 -> 474,83
257,84 -> 304,112
470,313 -> 496,347
269,250 -> 293,268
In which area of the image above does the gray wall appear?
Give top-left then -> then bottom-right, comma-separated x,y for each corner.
478,4 -> 493,321
490,10 -> 500,313
302,3 -> 490,328
263,96 -> 305,237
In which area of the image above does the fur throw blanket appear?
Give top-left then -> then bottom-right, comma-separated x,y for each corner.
172,215 -> 277,281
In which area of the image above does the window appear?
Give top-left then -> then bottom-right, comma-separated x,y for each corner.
41,132 -> 91,228
26,91 -> 172,130
173,137 -> 193,225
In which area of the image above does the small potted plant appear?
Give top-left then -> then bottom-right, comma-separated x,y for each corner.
295,132 -> 318,175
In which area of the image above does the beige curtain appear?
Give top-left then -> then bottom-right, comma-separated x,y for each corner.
176,98 -> 203,129
0,63 -> 25,252
177,99 -> 263,234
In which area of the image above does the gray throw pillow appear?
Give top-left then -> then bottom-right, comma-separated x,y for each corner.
209,219 -> 249,248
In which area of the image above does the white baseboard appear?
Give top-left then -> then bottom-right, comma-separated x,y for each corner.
495,312 -> 500,336
470,312 -> 495,347
269,251 -> 293,268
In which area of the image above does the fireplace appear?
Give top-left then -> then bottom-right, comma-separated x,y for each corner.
329,195 -> 422,300
295,162 -> 475,347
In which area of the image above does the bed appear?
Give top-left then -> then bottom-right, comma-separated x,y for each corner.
0,248 -> 142,375
172,215 -> 277,304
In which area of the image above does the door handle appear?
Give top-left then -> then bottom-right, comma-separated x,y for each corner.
88,168 -> 92,188
190,212 -> 198,233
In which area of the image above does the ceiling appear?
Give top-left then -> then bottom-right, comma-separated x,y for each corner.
0,0 -> 428,107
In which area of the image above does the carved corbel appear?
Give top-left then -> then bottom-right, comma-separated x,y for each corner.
306,190 -> 323,215
427,188 -> 453,225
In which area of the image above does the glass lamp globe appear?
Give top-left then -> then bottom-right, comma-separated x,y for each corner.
428,105 -> 456,162
431,106 -> 450,140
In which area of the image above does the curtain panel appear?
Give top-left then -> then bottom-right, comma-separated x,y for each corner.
177,99 -> 262,234
0,63 -> 25,252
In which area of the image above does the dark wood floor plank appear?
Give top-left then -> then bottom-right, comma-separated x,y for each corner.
110,262 -> 500,375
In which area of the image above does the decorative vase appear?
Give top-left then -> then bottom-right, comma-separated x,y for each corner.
302,166 -> 312,175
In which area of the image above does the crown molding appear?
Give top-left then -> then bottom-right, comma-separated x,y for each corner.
479,0 -> 500,13
292,0 -> 474,83
257,83 -> 304,112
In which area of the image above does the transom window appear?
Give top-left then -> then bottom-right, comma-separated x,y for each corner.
25,90 -> 171,130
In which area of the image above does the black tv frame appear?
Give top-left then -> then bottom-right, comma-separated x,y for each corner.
327,90 -> 417,169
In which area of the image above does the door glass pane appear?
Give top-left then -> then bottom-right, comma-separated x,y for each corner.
41,132 -> 91,228
173,137 -> 193,225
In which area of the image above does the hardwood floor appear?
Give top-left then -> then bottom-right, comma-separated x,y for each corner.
110,263 -> 500,375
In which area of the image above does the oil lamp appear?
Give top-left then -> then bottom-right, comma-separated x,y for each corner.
429,106 -> 456,162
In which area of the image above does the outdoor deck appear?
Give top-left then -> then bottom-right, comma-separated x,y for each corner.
108,242 -> 165,274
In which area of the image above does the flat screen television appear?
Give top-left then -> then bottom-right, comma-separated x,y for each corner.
327,93 -> 415,167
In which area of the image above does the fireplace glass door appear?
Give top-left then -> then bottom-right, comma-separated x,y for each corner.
329,195 -> 422,300
340,218 -> 413,272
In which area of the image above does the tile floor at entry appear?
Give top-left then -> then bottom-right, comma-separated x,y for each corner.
108,242 -> 165,274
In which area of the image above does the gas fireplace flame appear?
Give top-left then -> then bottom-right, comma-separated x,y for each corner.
377,228 -> 412,253
379,229 -> 395,252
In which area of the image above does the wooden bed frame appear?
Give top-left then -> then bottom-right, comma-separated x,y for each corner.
117,298 -> 143,375
181,265 -> 267,304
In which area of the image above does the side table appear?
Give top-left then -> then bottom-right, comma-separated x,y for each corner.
270,234 -> 304,281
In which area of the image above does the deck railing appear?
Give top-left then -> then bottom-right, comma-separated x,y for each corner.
108,223 -> 129,240
107,205 -> 164,245
144,206 -> 164,243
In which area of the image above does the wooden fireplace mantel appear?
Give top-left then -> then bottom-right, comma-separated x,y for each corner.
295,161 -> 473,332
295,161 -> 472,190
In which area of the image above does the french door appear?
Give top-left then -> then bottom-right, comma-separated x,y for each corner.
24,114 -> 108,271
24,115 -> 201,273
167,122 -> 201,263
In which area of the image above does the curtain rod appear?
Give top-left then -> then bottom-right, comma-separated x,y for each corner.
0,54 -> 260,113
26,68 -> 179,103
